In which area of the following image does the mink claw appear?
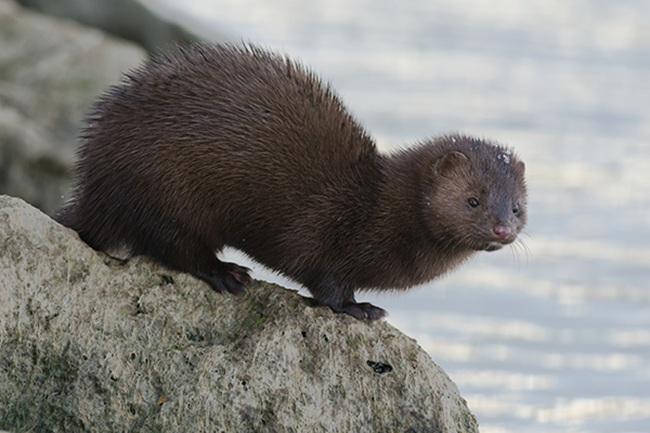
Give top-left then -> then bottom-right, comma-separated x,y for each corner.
228,265 -> 252,286
194,266 -> 250,295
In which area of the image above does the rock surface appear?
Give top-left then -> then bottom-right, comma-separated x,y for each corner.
15,0 -> 202,53
0,0 -> 146,214
0,195 -> 479,432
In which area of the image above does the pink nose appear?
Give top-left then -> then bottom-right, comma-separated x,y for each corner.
493,225 -> 511,241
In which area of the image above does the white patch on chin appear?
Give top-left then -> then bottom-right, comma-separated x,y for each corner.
484,241 -> 504,252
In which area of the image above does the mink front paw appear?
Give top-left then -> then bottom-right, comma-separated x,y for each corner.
341,302 -> 387,320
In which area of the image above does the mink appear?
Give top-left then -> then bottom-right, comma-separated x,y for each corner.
55,43 -> 527,320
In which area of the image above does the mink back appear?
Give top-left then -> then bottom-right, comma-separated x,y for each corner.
56,45 -> 383,268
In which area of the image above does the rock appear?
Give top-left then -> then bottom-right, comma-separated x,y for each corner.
0,195 -> 479,433
15,0 -> 202,53
0,0 -> 146,215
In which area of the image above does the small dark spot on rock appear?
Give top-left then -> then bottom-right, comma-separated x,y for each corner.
301,331 -> 307,338
186,329 -> 205,342
160,274 -> 174,285
367,360 -> 393,374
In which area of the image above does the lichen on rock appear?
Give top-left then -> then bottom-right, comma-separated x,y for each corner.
0,195 -> 478,432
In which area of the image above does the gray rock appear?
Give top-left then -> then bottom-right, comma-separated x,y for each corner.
0,195 -> 479,432
15,0 -> 202,53
0,0 -> 146,215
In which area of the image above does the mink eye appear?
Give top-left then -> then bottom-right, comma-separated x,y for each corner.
467,198 -> 479,208
512,204 -> 520,214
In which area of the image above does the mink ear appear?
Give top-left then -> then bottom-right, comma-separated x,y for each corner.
434,151 -> 468,177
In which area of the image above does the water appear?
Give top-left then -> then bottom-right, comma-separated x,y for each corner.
142,1 -> 650,431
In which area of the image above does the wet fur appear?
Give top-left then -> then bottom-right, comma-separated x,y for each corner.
56,43 -> 527,320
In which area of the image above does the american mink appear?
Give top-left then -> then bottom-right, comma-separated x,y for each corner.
56,44 -> 527,320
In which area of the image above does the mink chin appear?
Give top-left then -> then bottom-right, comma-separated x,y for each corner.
55,43 -> 528,320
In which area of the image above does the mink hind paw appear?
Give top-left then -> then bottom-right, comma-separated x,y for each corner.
195,262 -> 251,295
340,302 -> 387,320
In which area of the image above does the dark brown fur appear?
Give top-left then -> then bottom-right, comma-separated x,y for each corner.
56,43 -> 527,320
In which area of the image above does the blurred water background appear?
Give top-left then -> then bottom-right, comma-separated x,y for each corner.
141,1 -> 650,431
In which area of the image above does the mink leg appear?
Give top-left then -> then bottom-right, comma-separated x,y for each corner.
146,238 -> 251,295
308,280 -> 387,320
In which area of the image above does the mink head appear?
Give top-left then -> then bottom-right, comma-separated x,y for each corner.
422,136 -> 527,252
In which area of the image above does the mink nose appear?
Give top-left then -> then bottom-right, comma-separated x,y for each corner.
493,225 -> 511,241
